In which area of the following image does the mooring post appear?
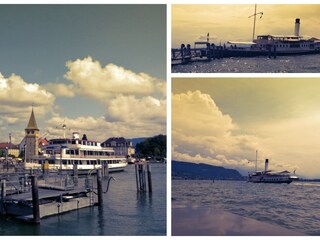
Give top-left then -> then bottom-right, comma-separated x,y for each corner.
135,164 -> 139,192
147,164 -> 152,193
97,169 -> 103,206
102,161 -> 109,178
31,175 -> 40,224
1,179 -> 6,215
139,164 -> 146,191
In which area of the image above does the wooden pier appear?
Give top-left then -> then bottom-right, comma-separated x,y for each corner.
0,168 -> 107,224
172,41 -> 320,65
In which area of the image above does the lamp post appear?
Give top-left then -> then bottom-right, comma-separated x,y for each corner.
5,147 -> 8,170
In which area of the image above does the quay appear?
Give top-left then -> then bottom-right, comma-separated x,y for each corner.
172,42 -> 320,65
172,204 -> 306,236
0,167 -> 108,224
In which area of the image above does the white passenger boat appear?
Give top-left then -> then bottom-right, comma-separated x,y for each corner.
25,132 -> 128,173
226,18 -> 320,56
248,159 -> 298,184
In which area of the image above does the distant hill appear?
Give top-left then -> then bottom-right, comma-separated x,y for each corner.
172,160 -> 243,180
135,135 -> 166,159
129,138 -> 147,147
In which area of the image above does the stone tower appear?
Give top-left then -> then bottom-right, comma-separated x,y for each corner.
24,108 -> 39,162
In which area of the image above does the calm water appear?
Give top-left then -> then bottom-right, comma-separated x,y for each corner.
172,54 -> 320,73
0,164 -> 166,236
172,180 -> 320,236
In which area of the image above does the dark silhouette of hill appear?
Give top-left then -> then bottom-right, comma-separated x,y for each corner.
172,160 -> 243,180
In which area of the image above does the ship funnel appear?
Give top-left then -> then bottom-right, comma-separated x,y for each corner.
294,18 -> 300,36
72,132 -> 80,139
265,159 -> 269,172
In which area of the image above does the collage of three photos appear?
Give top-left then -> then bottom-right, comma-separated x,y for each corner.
0,3 -> 320,237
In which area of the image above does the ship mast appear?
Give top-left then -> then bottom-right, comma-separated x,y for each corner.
255,150 -> 258,172
248,4 -> 263,41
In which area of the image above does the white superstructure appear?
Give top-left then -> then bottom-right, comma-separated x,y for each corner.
25,132 -> 128,173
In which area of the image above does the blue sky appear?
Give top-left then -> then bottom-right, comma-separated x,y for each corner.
0,4 -> 166,143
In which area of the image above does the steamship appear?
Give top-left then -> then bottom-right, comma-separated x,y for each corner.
25,132 -> 128,173
226,18 -> 320,56
248,159 -> 298,184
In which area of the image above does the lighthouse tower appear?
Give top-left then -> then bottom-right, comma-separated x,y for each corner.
24,107 -> 39,162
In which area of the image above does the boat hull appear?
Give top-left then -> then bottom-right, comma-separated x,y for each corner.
224,49 -> 320,58
24,162 -> 128,174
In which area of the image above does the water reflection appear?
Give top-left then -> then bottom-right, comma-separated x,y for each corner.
172,205 -> 305,236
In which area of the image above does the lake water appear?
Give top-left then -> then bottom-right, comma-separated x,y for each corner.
172,180 -> 320,236
172,54 -> 320,73
0,164 -> 166,236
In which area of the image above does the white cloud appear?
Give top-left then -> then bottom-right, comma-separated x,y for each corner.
172,90 -> 264,172
44,83 -> 75,97
0,73 -> 55,125
63,56 -> 166,100
106,95 -> 166,123
45,114 -> 165,142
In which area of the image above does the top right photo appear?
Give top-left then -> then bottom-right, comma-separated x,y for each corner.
172,4 -> 320,73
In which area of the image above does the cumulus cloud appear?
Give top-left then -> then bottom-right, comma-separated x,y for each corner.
63,56 -> 166,100
172,90 -> 263,171
0,73 -> 55,125
44,83 -> 75,97
45,114 -> 165,141
106,95 -> 166,123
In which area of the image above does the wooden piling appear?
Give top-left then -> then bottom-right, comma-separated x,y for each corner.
102,161 -> 109,178
135,164 -> 139,191
31,175 -> 40,224
1,180 -> 6,214
147,164 -> 152,193
97,169 -> 103,206
273,45 -> 277,59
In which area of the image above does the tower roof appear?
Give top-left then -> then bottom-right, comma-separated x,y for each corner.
25,108 -> 39,131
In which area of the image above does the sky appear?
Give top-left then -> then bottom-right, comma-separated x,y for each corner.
172,4 -> 320,47
172,78 -> 320,179
0,4 -> 166,144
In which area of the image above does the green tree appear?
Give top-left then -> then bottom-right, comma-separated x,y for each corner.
136,135 -> 166,159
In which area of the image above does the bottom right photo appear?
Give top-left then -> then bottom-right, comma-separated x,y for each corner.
171,77 -> 320,236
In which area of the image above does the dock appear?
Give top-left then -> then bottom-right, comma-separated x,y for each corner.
0,168 -> 107,224
172,42 -> 320,65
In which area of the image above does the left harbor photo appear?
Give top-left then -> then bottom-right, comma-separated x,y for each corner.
0,4 -> 167,236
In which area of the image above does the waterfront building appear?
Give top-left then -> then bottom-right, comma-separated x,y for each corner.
0,142 -> 20,157
101,137 -> 135,157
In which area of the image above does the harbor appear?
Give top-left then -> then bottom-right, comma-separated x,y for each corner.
0,107 -> 166,235
0,163 -> 166,235
172,17 -> 320,65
